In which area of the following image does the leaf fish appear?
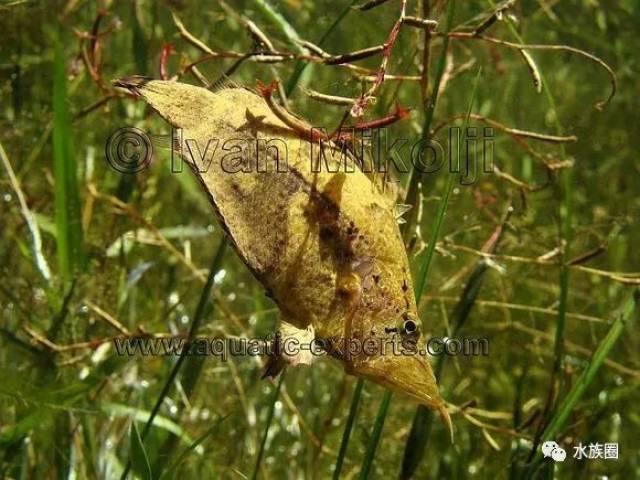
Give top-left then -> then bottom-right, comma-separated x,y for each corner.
114,77 -> 451,433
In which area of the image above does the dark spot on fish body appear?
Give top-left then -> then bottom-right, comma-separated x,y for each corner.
319,225 -> 336,242
230,181 -> 247,200
336,286 -> 354,299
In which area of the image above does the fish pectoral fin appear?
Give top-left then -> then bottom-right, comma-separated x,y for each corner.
261,320 -> 317,379
261,355 -> 287,379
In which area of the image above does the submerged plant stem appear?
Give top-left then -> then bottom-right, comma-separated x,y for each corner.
332,378 -> 364,480
251,372 -> 286,480
357,389 -> 392,480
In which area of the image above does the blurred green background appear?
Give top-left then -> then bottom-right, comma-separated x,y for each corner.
1,0 -> 639,478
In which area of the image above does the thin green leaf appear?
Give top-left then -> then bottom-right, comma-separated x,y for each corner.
414,65 -> 482,300
159,415 -> 229,480
0,409 -> 49,448
251,372 -> 286,480
52,33 -> 84,285
489,3 -> 575,462
102,403 -> 196,446
132,2 -> 149,75
332,378 -> 364,480
401,206 -> 511,479
250,0 -> 302,51
0,140 -> 52,282
130,422 -> 152,480
527,289 -> 638,473
357,389 -> 392,480
341,5 -> 473,475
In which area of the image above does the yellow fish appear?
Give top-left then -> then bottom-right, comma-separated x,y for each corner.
115,77 -> 450,432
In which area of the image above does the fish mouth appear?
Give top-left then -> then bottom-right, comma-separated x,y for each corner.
353,353 -> 441,405
112,76 -> 155,97
349,350 -> 454,441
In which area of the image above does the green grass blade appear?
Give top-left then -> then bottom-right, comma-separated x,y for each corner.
250,0 -> 302,51
414,65 -> 482,300
102,403 -> 196,446
152,240 -> 229,472
357,389 -> 392,480
251,372 -> 286,480
332,378 -> 364,480
401,214 -> 508,478
285,0 -> 357,95
0,140 -> 52,282
131,2 -> 149,75
130,422 -> 152,480
400,264 -> 485,478
527,289 -> 638,473
547,66 -> 572,424
159,416 -> 228,480
400,404 -> 432,479
52,34 -> 84,286
398,65 -> 484,478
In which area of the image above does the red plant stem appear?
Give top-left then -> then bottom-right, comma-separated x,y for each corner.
160,43 -> 175,80
354,104 -> 410,130
257,82 -> 410,145
351,0 -> 407,116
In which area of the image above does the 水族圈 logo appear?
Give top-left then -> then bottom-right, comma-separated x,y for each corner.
542,441 -> 567,462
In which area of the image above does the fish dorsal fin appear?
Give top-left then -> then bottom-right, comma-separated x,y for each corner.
209,74 -> 244,92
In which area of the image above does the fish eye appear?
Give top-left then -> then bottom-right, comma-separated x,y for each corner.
403,319 -> 417,334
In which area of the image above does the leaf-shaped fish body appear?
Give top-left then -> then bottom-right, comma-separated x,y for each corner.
117,78 -> 448,424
